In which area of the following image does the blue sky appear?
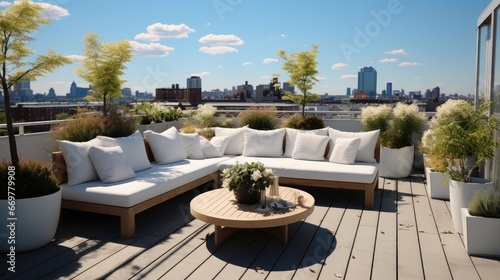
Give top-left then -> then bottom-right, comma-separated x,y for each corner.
2,0 -> 491,96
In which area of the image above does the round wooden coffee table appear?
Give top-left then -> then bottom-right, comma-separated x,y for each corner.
190,186 -> 314,246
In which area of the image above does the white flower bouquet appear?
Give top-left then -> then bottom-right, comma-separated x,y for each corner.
221,161 -> 275,194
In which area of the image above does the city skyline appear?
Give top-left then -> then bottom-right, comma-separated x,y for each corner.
2,0 -> 490,97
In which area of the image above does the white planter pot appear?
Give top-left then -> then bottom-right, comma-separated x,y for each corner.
425,167 -> 449,200
379,145 -> 414,178
449,178 -> 493,234
0,189 -> 61,253
461,208 -> 500,257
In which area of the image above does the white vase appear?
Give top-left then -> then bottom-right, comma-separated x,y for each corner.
461,208 -> 500,257
425,167 -> 449,200
0,189 -> 61,253
379,145 -> 414,178
449,178 -> 493,234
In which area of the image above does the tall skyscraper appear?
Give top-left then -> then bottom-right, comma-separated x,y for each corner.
357,67 -> 377,97
346,87 -> 351,96
187,76 -> 202,89
386,82 -> 392,98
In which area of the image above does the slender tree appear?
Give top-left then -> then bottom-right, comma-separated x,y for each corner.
76,33 -> 133,116
277,44 -> 320,116
0,0 -> 71,167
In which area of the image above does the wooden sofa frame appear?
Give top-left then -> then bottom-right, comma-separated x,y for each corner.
51,141 -> 220,238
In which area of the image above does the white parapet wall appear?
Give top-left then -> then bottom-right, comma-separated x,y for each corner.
0,132 -> 57,163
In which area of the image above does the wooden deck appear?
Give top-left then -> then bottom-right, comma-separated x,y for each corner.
2,173 -> 500,280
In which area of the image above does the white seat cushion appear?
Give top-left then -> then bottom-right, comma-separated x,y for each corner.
60,156 -> 234,208
219,156 -> 378,184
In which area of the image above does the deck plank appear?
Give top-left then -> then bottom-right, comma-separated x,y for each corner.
2,175 -> 500,280
371,178 -> 398,280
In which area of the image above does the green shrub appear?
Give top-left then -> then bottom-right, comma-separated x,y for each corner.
0,160 -> 60,199
468,189 -> 500,218
238,107 -> 278,130
283,114 -> 324,130
52,112 -> 136,142
194,104 -> 220,128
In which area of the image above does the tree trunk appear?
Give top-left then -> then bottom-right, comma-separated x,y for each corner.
3,85 -> 19,168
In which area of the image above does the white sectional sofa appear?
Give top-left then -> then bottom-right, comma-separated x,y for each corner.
52,126 -> 380,238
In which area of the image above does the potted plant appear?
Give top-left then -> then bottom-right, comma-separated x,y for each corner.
420,129 -> 449,200
360,103 -> 426,178
0,160 -> 61,252
221,162 -> 275,204
425,99 -> 499,233
461,188 -> 500,256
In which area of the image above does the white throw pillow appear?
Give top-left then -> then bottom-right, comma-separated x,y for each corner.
210,136 -> 230,155
329,138 -> 361,164
88,146 -> 136,183
143,127 -> 187,164
327,128 -> 380,163
242,128 -> 285,157
292,133 -> 330,161
57,138 -> 101,186
284,128 -> 329,157
179,133 -> 204,159
97,130 -> 151,172
213,126 -> 246,155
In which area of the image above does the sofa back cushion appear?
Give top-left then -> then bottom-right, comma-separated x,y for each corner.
57,138 -> 101,187
292,133 -> 330,161
329,137 -> 361,164
88,145 -> 136,183
179,133 -> 204,159
327,128 -> 380,163
143,127 -> 187,164
242,128 -> 285,157
213,126 -> 246,155
97,130 -> 151,172
284,128 -> 329,158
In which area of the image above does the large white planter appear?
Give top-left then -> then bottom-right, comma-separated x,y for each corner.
425,167 -> 449,200
379,145 -> 414,178
0,189 -> 61,252
461,208 -> 500,257
449,178 -> 493,234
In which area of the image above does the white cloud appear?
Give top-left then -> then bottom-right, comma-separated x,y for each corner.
280,34 -> 286,38
191,71 -> 211,77
340,74 -> 357,79
260,75 -> 273,80
199,46 -> 238,55
331,63 -> 348,70
414,76 -> 421,80
242,62 -> 253,66
385,49 -> 407,55
198,34 -> 244,46
263,58 -> 279,64
0,1 -> 11,7
135,23 -> 195,41
66,54 -> 84,63
379,58 -> 398,63
129,41 -> 175,57
37,2 -> 70,20
399,62 -> 422,67
218,65 -> 224,68
316,76 -> 326,81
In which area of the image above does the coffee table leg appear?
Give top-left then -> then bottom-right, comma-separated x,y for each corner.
214,225 -> 238,246
279,225 -> 289,245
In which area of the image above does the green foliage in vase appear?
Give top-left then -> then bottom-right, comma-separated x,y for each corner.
221,162 -> 275,194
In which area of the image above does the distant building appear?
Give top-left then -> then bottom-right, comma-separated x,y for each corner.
121,88 -> 132,98
47,87 -> 56,98
156,83 -> 202,103
11,78 -> 33,101
66,81 -> 91,99
346,87 -> 351,96
386,82 -> 393,98
358,67 -> 377,97
187,76 -> 202,89
236,81 -> 253,100
283,82 -> 295,94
